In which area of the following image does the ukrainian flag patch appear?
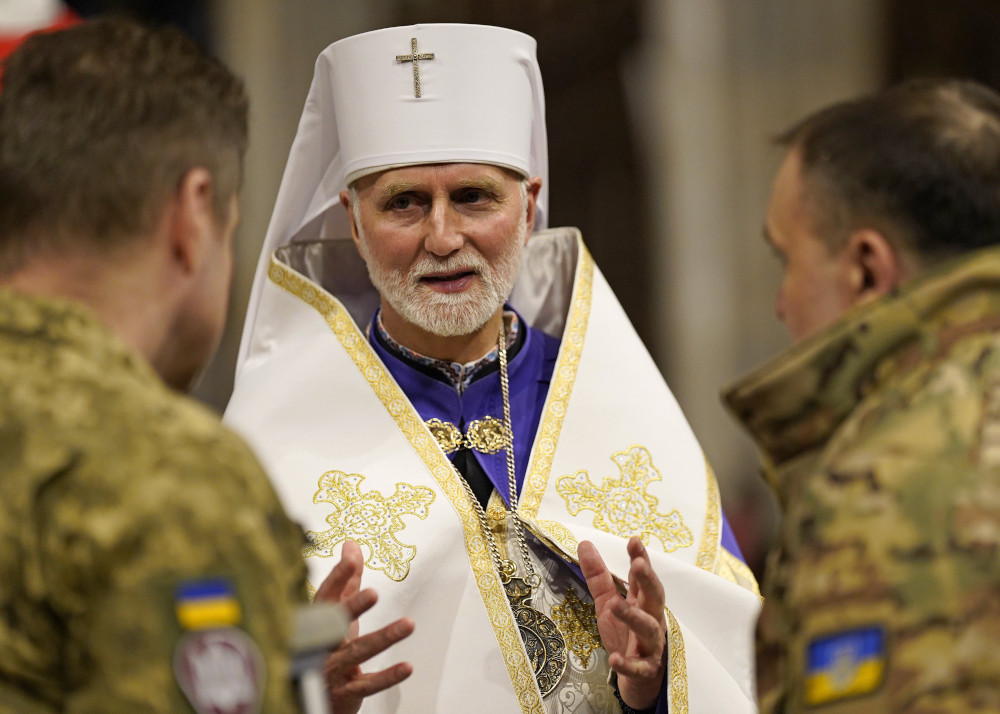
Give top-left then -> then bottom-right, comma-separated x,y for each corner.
805,626 -> 886,707
175,578 -> 243,631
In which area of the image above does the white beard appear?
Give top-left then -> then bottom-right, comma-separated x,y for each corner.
359,214 -> 527,338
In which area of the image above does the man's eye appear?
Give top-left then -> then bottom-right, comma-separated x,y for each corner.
389,195 -> 412,210
459,189 -> 488,204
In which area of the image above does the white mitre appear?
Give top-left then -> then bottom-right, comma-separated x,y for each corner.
237,23 -> 550,375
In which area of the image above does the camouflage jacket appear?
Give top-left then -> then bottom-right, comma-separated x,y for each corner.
0,290 -> 308,712
723,246 -> 1000,713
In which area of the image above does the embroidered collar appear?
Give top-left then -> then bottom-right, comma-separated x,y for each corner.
374,309 -> 520,393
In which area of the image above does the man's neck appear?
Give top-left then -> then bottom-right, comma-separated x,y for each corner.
1,248 -> 176,380
378,305 -> 505,364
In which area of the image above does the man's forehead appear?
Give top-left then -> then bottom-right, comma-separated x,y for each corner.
354,162 -> 523,192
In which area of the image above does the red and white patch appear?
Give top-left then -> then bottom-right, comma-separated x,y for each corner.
174,628 -> 265,714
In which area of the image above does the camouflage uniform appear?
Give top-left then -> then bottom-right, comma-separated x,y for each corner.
0,289 -> 309,712
723,246 -> 1000,713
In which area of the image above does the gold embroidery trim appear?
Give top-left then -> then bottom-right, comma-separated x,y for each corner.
719,549 -> 762,598
695,460 -> 760,595
518,240 -> 594,526
426,416 -> 512,455
695,459 -> 721,571
268,258 -> 544,713
665,607 -> 689,714
303,471 -> 435,582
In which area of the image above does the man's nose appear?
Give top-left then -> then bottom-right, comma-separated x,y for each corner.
423,201 -> 464,256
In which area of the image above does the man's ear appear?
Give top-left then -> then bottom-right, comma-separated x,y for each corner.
844,228 -> 904,306
339,189 -> 364,255
171,167 -> 216,274
524,176 -> 542,240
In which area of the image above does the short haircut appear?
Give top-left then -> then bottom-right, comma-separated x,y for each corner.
0,16 -> 248,273
778,78 -> 1000,263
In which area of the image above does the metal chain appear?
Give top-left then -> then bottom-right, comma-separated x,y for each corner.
455,454 -> 509,576
497,320 -> 538,585
452,318 -> 536,585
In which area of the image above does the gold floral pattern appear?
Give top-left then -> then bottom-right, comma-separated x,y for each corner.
556,445 -> 694,552
518,244 -> 594,520
466,416 -> 511,454
426,418 -> 463,454
535,520 -> 579,554
665,608 -> 688,713
425,416 -> 512,455
303,470 -> 435,582
551,586 -> 601,667
696,460 -> 721,571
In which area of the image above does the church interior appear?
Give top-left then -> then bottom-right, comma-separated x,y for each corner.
43,0 -> 1000,578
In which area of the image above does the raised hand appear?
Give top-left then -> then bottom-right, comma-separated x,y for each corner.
314,541 -> 415,714
578,536 -> 668,711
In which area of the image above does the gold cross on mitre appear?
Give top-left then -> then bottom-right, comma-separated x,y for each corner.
395,37 -> 435,98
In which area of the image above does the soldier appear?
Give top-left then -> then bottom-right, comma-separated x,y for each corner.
0,17 -> 409,712
724,78 -> 1000,712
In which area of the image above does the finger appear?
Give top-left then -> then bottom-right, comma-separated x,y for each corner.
331,661 -> 414,702
578,540 -> 618,603
316,541 -> 365,602
608,649 -> 664,682
610,599 -> 664,656
326,617 -> 415,676
626,545 -> 665,614
626,535 -> 646,560
339,587 -> 379,620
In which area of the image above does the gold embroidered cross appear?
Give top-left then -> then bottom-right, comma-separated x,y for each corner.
304,470 -> 435,581
556,445 -> 694,552
551,586 -> 602,667
395,37 -> 435,98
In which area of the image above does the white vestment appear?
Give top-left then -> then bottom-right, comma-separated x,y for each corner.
226,227 -> 760,713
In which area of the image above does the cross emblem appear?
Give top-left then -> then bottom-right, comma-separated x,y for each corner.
556,445 -> 694,552
395,37 -> 435,98
304,470 -> 436,581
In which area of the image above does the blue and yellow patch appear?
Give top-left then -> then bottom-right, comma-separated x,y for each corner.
805,626 -> 886,707
174,578 -> 242,631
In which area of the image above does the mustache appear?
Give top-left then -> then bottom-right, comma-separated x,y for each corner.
409,251 -> 488,280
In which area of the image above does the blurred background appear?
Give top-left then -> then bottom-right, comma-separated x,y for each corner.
11,0 -> 1000,579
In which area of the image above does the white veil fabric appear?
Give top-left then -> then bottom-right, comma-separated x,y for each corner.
235,23 -> 549,375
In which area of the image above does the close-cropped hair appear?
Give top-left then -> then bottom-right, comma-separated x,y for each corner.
778,78 -> 1000,263
0,16 -> 248,273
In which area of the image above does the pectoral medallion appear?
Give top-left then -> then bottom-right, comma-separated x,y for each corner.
460,324 -> 568,699
502,570 -> 568,697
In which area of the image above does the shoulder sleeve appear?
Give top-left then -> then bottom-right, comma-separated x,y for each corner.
771,443 -> 999,710
36,416 -> 308,713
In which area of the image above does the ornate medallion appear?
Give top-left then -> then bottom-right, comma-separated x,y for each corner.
466,416 -> 511,454
425,416 -> 511,455
504,575 -> 567,696
426,418 -> 463,454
